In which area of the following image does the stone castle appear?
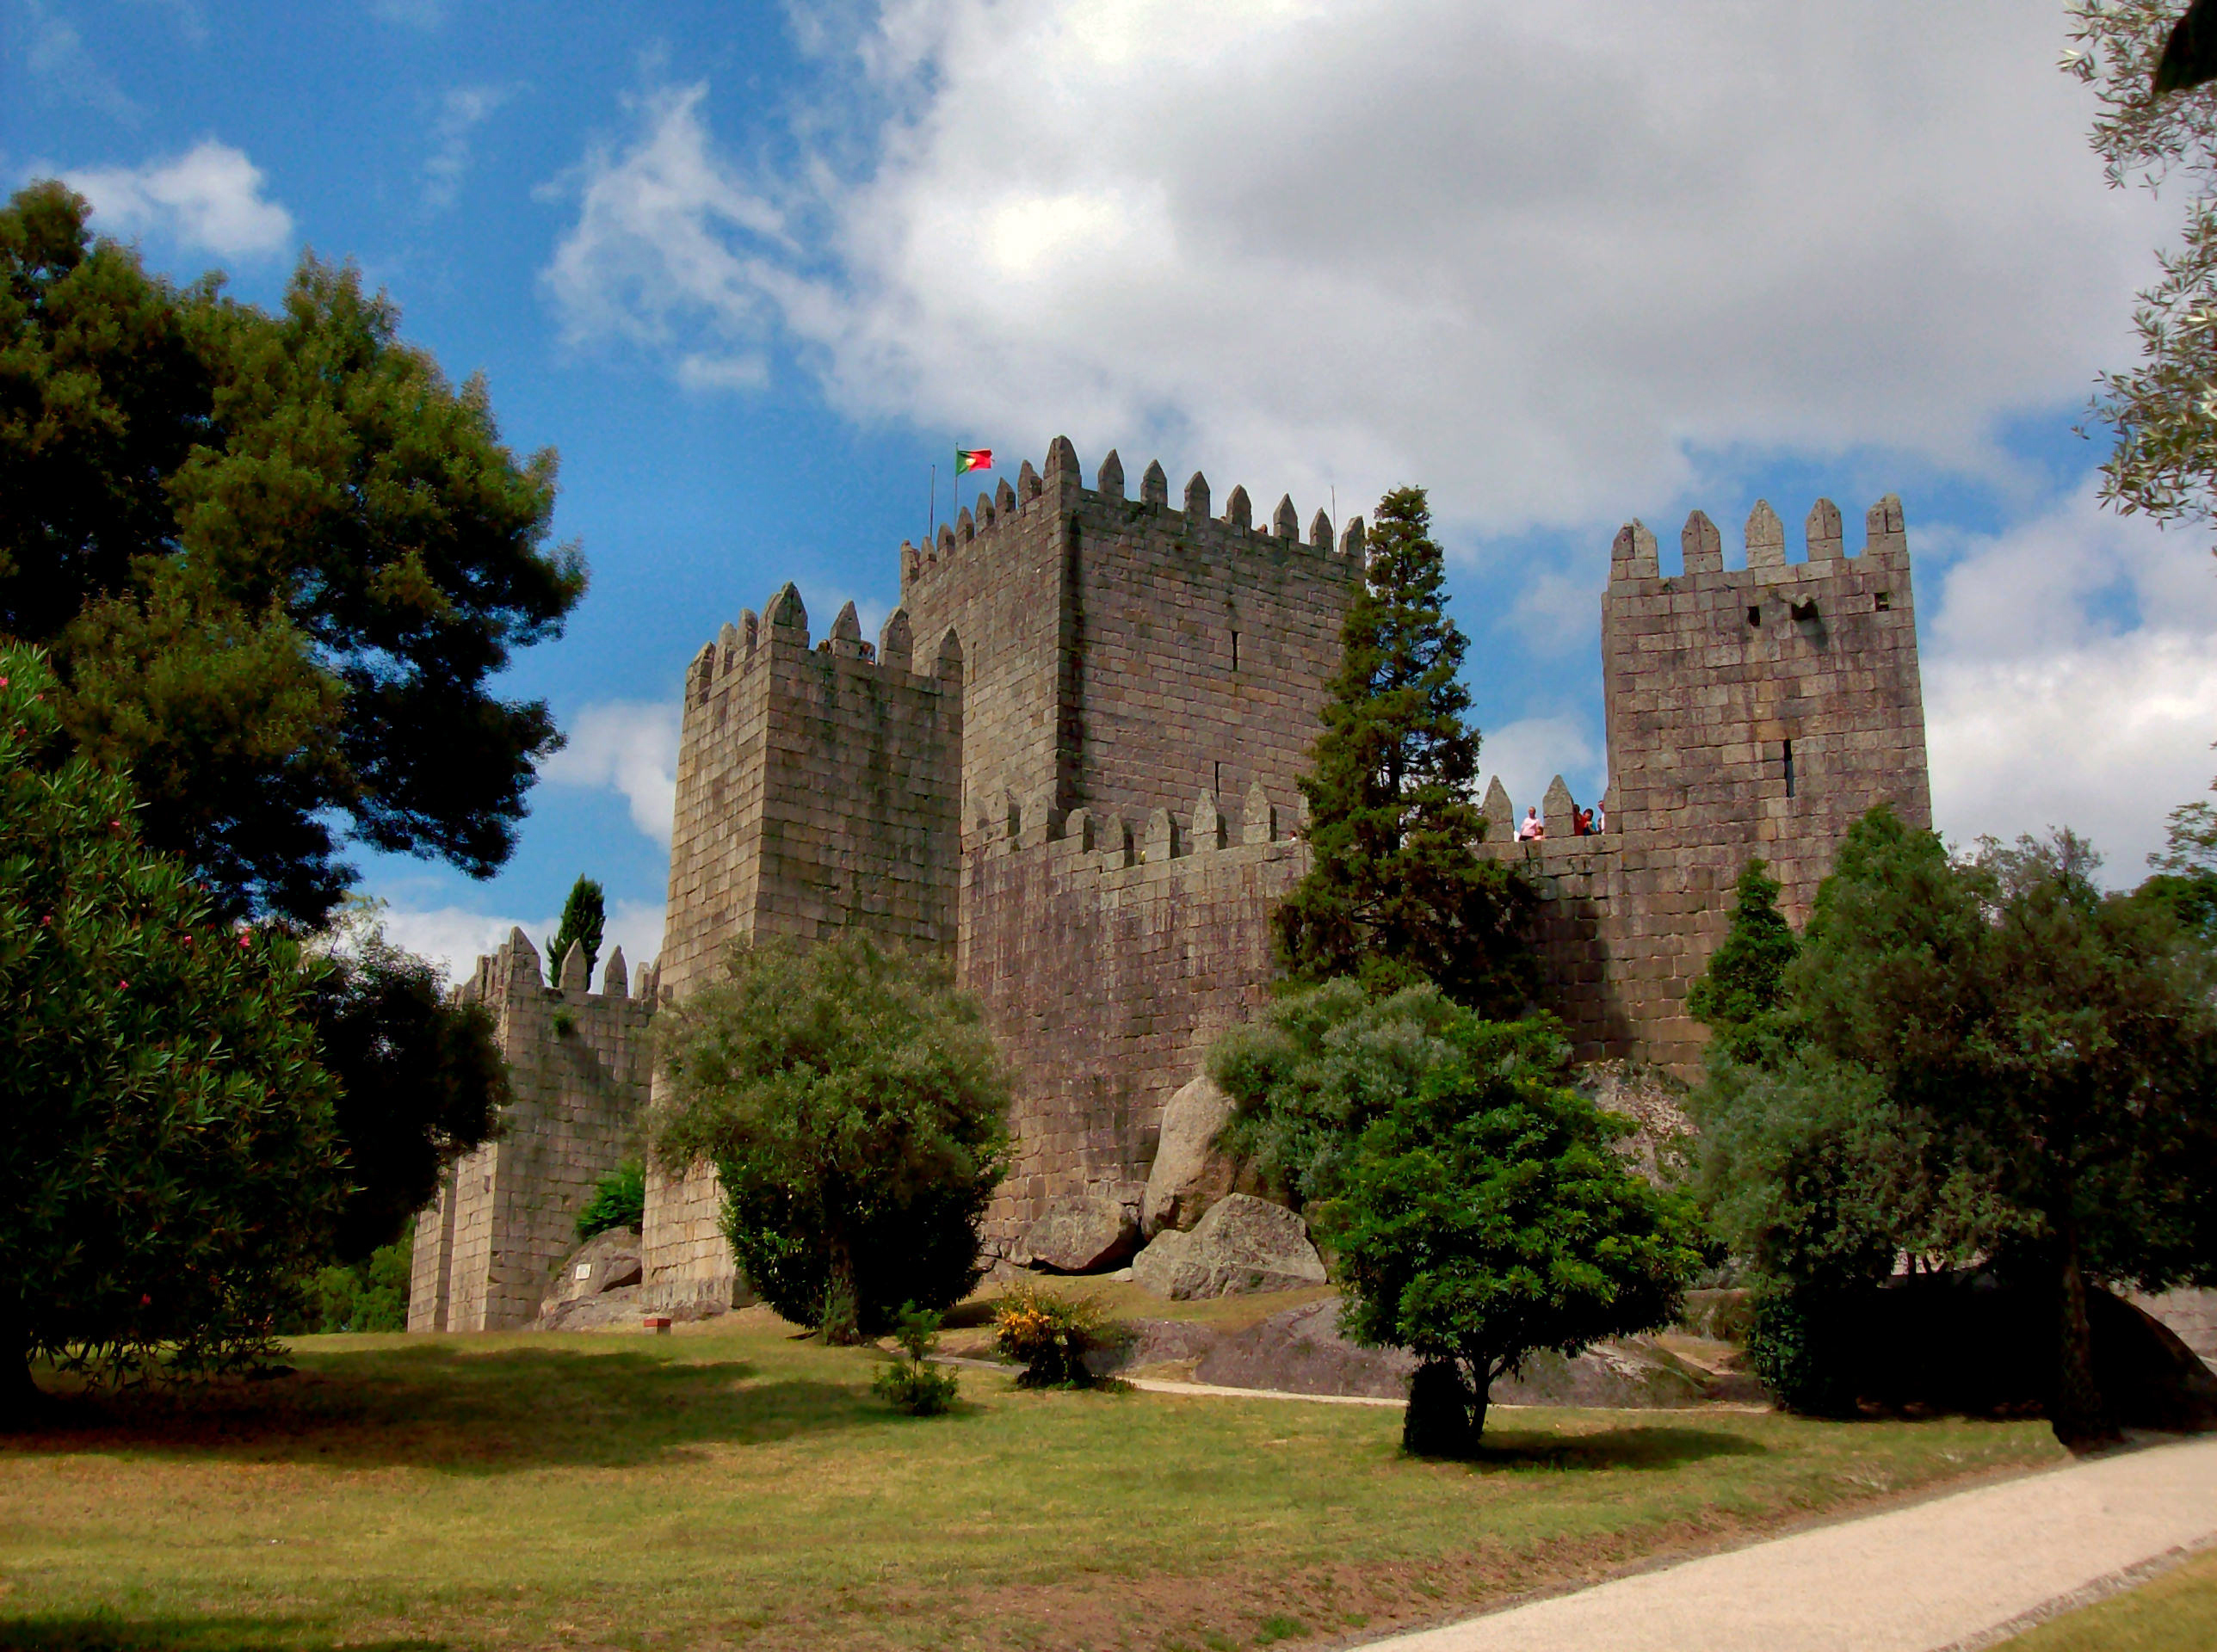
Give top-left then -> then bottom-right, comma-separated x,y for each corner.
409,438 -> 1930,1331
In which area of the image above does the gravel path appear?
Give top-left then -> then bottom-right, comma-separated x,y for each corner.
1366,1433 -> 2217,1652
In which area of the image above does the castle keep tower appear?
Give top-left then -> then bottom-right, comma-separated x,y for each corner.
1478,495 -> 1930,1069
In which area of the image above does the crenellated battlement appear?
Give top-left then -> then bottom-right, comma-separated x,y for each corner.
963,780 -> 1300,872
455,925 -> 663,1010
682,583 -> 964,714
898,436 -> 1367,599
1609,494 -> 1911,586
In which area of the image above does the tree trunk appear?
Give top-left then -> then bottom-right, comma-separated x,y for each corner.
1401,1359 -> 1473,1458
821,1230 -> 861,1346
2052,1226 -> 2119,1451
1470,1364 -> 1491,1445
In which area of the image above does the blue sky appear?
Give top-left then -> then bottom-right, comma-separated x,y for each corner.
8,1 -> 2215,979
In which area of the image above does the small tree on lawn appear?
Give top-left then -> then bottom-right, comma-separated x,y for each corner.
546,876 -> 605,985
1275,485 -> 1534,1013
0,647 -> 343,1417
1317,1008 -> 1701,1452
652,934 -> 1010,1343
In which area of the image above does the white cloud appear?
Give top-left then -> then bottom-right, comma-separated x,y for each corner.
537,699 -> 682,842
1922,485 -> 2217,879
423,83 -> 513,211
542,3 -> 2167,535
65,141 -> 293,260
379,898 -> 667,991
541,83 -> 787,361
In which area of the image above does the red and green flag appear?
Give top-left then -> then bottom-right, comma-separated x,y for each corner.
955,448 -> 992,475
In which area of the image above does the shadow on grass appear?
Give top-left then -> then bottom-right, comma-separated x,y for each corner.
0,1616 -> 446,1652
1467,1425 -> 1772,1472
6,1341 -> 879,1474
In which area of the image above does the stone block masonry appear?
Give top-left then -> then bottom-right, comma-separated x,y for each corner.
409,930 -> 658,1333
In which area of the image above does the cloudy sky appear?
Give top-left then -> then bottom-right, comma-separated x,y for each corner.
7,0 -> 2214,979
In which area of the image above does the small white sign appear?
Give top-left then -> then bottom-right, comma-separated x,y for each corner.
575,1263 -> 593,1279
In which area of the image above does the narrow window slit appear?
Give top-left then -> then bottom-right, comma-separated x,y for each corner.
1783,739 -> 1796,799
1746,605 -> 1761,627
1230,630 -> 1240,671
1875,590 -> 1892,612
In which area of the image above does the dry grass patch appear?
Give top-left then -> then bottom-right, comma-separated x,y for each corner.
0,1307 -> 2066,1651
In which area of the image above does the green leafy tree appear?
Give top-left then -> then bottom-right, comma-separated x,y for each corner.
0,180 -> 587,925
545,875 -> 606,985
304,901 -> 508,1263
1320,1031 -> 1702,1450
1275,485 -> 1534,1011
1208,977 -> 1570,1210
1685,859 -> 1800,1064
1715,805 -> 2217,1446
2063,6 -> 2217,539
653,935 -> 1011,1343
0,647 -> 343,1416
576,1159 -> 646,1242
2136,798 -> 2217,939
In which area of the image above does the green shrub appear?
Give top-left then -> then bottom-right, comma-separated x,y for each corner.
298,1236 -> 413,1335
576,1159 -> 646,1241
654,935 -> 1010,1343
870,1302 -> 960,1416
992,1283 -> 1110,1388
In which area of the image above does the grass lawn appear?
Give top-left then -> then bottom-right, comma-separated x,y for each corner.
1993,1548 -> 2217,1651
0,1301 -> 2067,1652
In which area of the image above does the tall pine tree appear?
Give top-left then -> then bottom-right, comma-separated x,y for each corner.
1275,486 -> 1534,1011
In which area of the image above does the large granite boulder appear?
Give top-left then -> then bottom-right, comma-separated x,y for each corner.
1018,1193 -> 1139,1273
1141,1076 -> 1241,1236
1132,1193 -> 1326,1299
536,1228 -> 643,1329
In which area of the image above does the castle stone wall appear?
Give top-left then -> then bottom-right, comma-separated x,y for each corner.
408,932 -> 656,1333
639,595 -> 965,1315
960,785 -> 1309,1247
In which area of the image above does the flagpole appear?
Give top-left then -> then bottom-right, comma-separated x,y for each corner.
928,462 -> 936,548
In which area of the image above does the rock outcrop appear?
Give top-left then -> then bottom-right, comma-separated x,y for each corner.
1141,1075 -> 1242,1236
1132,1193 -> 1326,1299
1018,1193 -> 1139,1273
535,1228 -> 644,1330
1186,1298 -> 1730,1407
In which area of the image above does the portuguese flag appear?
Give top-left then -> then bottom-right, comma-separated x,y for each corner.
955,448 -> 992,475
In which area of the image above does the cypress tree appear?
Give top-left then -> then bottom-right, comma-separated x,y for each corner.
1686,859 -> 1800,1064
546,875 -> 605,985
1275,485 -> 1534,1011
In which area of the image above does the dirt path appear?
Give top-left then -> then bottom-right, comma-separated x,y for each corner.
1365,1433 -> 2217,1652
